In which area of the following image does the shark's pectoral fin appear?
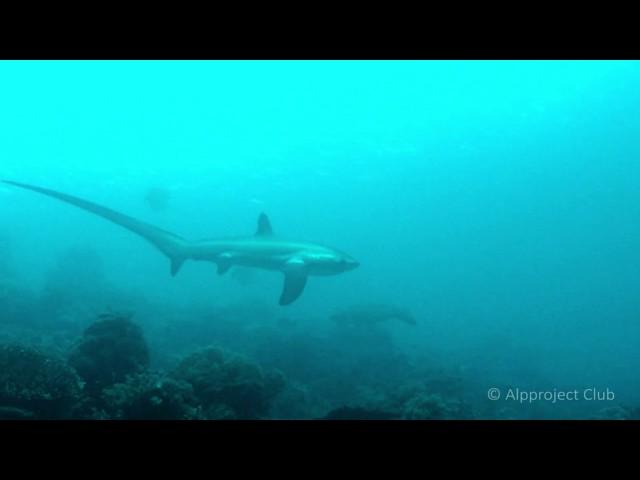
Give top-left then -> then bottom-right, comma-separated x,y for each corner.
217,252 -> 234,275
170,257 -> 185,276
280,262 -> 308,306
280,272 -> 307,306
217,262 -> 232,275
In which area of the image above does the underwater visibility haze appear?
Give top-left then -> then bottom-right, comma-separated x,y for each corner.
1,60 -> 640,420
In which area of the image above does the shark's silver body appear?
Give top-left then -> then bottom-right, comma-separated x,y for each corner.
3,180 -> 359,305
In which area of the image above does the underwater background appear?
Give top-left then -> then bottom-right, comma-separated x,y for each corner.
1,60 -> 640,419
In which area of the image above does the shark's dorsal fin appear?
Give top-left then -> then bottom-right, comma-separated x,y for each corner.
256,213 -> 273,236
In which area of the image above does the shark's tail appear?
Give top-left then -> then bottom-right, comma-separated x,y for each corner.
3,180 -> 190,276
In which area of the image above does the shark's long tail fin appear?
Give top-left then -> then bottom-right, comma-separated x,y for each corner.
3,180 -> 190,276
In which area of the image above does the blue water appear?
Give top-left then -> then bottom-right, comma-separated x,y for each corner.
1,60 -> 639,419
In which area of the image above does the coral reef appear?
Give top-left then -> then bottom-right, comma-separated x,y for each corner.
101,372 -> 202,419
592,405 -> 640,420
320,372 -> 474,420
322,406 -> 398,420
270,381 -> 331,419
68,313 -> 150,396
170,346 -> 286,419
399,392 -> 470,419
4,271 -> 626,421
0,406 -> 36,419
382,379 -> 474,420
0,344 -> 82,419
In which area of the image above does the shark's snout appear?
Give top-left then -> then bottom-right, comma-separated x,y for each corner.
344,257 -> 360,271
